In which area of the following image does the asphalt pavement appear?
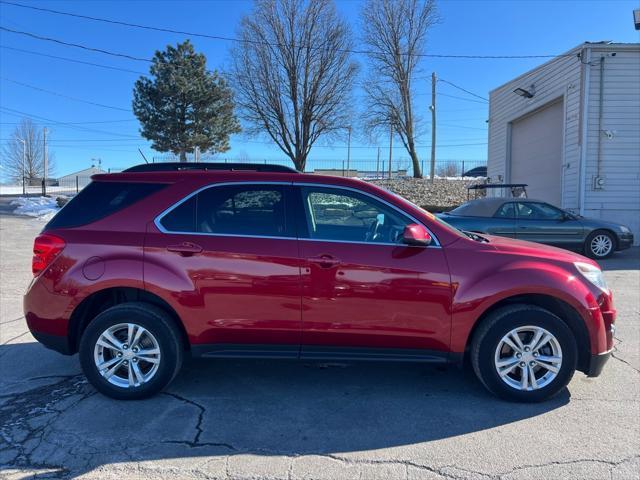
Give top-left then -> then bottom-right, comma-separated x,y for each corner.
1,206 -> 638,480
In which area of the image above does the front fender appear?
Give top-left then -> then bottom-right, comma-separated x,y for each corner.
448,257 -> 607,355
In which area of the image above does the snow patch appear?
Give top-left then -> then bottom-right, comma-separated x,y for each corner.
10,197 -> 60,222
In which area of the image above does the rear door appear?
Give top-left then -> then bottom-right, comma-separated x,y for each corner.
294,184 -> 452,360
515,201 -> 583,248
144,182 -> 302,356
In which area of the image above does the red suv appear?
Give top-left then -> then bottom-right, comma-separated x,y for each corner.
24,163 -> 615,402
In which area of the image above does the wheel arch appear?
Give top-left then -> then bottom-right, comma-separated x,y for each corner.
68,287 -> 189,355
463,293 -> 591,373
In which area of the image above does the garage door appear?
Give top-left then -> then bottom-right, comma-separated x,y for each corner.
510,100 -> 563,205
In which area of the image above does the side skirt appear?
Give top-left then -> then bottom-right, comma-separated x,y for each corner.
191,344 -> 461,364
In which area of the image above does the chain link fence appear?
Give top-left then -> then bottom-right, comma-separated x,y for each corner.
150,155 -> 486,179
1,158 -> 486,198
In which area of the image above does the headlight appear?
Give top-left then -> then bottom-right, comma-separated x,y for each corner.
619,225 -> 631,234
574,262 -> 608,291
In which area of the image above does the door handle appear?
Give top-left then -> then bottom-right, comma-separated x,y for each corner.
307,255 -> 341,268
167,242 -> 203,256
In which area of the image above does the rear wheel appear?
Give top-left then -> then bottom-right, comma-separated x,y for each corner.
471,305 -> 577,402
79,302 -> 183,400
585,230 -> 615,259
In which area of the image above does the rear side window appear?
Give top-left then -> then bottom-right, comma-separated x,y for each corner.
159,184 -> 292,237
45,181 -> 166,229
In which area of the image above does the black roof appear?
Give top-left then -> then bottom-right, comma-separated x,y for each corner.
123,162 -> 299,173
467,183 -> 528,190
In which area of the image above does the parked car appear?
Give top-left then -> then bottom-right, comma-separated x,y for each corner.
462,166 -> 487,177
438,198 -> 633,259
25,163 -> 616,402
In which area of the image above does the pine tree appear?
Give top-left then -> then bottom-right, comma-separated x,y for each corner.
133,40 -> 240,161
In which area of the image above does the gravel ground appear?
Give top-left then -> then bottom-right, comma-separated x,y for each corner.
0,205 -> 639,480
366,178 -> 484,210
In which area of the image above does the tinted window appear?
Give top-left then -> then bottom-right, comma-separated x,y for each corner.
160,184 -> 291,237
45,181 -> 166,229
301,187 -> 412,244
494,203 -> 516,219
517,202 -> 564,220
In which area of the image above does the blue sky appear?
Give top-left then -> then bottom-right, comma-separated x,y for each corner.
0,0 -> 638,178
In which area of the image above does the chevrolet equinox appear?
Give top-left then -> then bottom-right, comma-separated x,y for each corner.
24,163 -> 615,402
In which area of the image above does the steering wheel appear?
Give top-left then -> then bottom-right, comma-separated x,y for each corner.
365,216 -> 383,242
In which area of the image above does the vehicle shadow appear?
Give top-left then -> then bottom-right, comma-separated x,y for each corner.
0,341 -> 570,477
598,247 -> 639,271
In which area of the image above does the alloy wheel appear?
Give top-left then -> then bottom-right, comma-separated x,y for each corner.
590,234 -> 613,257
93,323 -> 161,388
494,325 -> 563,391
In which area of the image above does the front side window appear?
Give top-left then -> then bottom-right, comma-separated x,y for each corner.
517,202 -> 564,220
300,187 -> 412,244
160,184 -> 291,237
494,202 -> 516,219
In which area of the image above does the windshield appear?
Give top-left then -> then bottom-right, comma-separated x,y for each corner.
448,202 -> 476,216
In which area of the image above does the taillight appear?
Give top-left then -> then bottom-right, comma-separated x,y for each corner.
32,234 -> 66,276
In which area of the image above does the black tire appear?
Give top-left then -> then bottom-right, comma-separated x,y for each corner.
471,304 -> 577,402
79,302 -> 183,400
584,229 -> 616,259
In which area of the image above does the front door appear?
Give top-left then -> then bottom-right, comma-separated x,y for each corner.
515,201 -> 583,248
294,185 -> 452,360
144,183 -> 302,356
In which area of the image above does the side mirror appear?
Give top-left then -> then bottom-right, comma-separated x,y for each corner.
402,223 -> 432,246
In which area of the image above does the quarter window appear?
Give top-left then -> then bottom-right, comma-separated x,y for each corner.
160,184 -> 291,237
300,187 -> 412,244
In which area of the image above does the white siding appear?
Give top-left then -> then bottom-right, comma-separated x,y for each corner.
487,50 -> 583,209
583,47 -> 640,240
488,43 -> 640,244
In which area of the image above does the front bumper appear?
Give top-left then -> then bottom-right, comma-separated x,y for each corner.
617,233 -> 634,251
587,350 -> 611,377
30,330 -> 73,355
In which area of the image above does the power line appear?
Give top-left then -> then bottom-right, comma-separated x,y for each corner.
0,1 -> 576,60
0,26 -> 152,63
437,92 -> 489,104
0,45 -> 146,75
0,119 -> 137,125
1,77 -> 133,111
438,78 -> 488,102
0,106 -> 140,138
439,123 -> 487,131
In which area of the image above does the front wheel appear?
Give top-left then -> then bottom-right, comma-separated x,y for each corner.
471,305 -> 577,402
585,230 -> 615,259
79,302 -> 183,400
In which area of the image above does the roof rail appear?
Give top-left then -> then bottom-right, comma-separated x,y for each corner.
123,162 -> 299,173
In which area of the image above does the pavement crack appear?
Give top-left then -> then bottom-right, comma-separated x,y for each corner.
611,337 -> 640,374
1,330 -> 29,346
161,392 -> 236,450
0,374 -> 92,476
0,315 -> 25,326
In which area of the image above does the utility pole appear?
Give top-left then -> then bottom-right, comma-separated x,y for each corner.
388,123 -> 393,179
430,72 -> 437,181
346,126 -> 351,176
376,147 -> 380,178
43,127 -> 48,187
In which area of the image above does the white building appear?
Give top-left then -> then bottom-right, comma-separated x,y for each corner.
57,166 -> 105,190
487,42 -> 640,243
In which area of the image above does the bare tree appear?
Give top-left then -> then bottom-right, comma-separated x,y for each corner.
361,0 -> 438,178
1,118 -> 54,184
230,0 -> 358,171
